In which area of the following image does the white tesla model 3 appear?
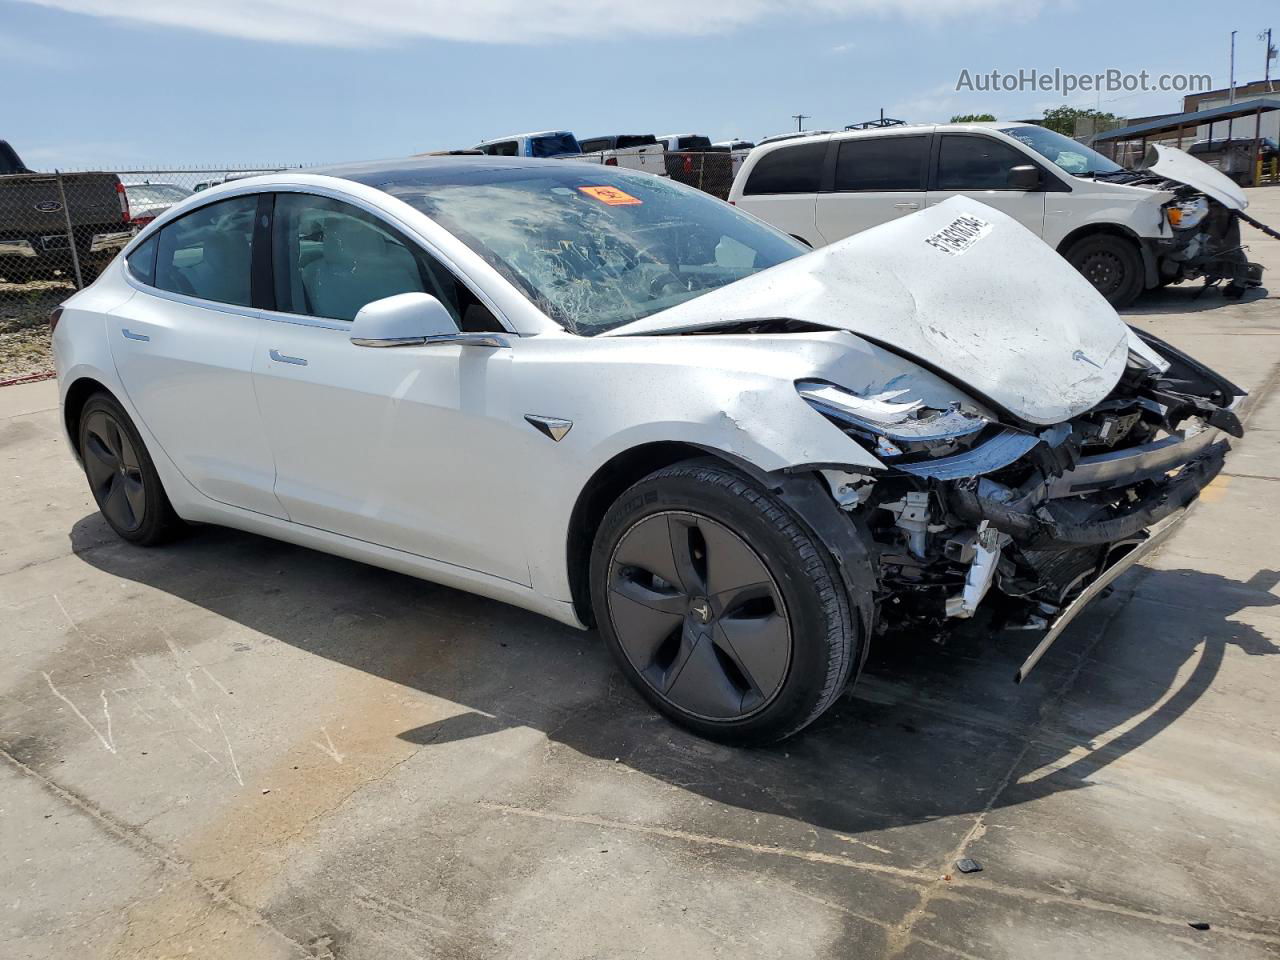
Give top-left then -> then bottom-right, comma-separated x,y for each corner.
53,158 -> 1242,743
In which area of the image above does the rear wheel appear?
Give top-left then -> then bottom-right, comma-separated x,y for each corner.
590,460 -> 860,744
78,392 -> 183,545
1064,234 -> 1144,308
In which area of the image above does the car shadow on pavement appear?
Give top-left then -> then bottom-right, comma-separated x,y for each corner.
70,514 -> 1280,837
1122,282 -> 1270,315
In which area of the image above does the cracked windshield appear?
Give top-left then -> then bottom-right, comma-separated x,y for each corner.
388,167 -> 804,334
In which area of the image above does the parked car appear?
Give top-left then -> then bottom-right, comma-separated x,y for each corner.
472,131 -> 582,158
729,122 -> 1263,305
123,182 -> 193,229
657,134 -> 735,199
192,171 -> 276,193
0,140 -> 132,285
53,158 -> 1242,743
578,134 -> 668,174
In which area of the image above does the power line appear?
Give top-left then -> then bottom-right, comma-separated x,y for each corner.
791,114 -> 809,132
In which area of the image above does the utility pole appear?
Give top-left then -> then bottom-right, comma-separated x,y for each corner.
791,114 -> 809,132
1262,28 -> 1276,91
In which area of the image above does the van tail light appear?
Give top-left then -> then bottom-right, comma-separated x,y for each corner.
49,306 -> 64,333
605,156 -> 618,166
116,181 -> 129,223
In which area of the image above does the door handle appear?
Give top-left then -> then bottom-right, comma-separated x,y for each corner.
893,202 -> 920,210
269,349 -> 307,366
121,328 -> 150,342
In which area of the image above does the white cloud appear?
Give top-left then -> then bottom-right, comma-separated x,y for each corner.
14,0 -> 1044,47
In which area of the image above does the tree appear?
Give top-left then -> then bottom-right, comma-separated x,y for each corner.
1041,105 -> 1122,138
951,113 -> 996,123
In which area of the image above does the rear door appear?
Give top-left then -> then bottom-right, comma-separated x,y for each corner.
925,132 -> 1048,235
814,133 -> 930,244
107,193 -> 286,518
735,139 -> 828,246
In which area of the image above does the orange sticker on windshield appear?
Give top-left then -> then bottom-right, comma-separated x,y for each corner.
578,185 -> 642,206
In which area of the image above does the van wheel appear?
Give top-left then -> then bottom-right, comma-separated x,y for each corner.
590,460 -> 860,744
78,392 -> 183,545
1064,234 -> 1144,308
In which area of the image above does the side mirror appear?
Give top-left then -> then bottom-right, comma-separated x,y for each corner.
1007,165 -> 1041,191
350,292 -> 511,350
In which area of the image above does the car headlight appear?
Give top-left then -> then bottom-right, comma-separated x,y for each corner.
1167,197 -> 1208,231
797,380 -> 990,460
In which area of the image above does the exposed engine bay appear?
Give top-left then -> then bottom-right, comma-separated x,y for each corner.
803,328 -> 1245,677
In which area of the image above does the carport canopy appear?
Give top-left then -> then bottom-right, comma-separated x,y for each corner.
1093,97 -> 1280,146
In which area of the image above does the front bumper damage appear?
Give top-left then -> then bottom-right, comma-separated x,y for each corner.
802,330 -> 1245,681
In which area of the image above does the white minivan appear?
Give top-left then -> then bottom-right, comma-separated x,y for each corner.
729,123 -> 1262,306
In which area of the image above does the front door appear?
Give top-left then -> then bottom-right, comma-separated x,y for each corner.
925,133 -> 1048,235
250,192 -> 529,584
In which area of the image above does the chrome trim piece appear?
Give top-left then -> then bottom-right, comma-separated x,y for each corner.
351,332 -> 511,349
268,348 -> 308,366
524,415 -> 573,442
0,239 -> 37,258
1014,510 -> 1187,683
121,328 -> 150,342
89,230 -> 134,254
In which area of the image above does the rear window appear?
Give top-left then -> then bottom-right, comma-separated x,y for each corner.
743,141 -> 826,195
154,195 -> 257,307
676,136 -> 713,151
126,234 -> 158,285
530,134 -> 581,158
579,137 -> 612,153
834,136 -> 929,191
617,135 -> 658,149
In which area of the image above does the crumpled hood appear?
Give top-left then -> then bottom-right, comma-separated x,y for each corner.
605,196 -> 1129,425
1142,143 -> 1248,211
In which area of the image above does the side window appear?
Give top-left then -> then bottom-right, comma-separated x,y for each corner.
126,233 -> 158,286
154,195 -> 257,306
937,135 -> 1034,191
485,141 -> 518,157
833,136 -> 929,192
270,193 -> 502,330
743,141 -> 827,195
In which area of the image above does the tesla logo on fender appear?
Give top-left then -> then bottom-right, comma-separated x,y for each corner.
924,215 -> 991,256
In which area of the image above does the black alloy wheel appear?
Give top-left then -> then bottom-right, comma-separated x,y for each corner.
590,460 -> 860,744
78,392 -> 182,545
607,511 -> 790,720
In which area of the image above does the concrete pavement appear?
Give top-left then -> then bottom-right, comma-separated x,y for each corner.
2,190 -> 1279,960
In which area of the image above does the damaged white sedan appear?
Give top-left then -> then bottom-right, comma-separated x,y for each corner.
53,158 -> 1244,743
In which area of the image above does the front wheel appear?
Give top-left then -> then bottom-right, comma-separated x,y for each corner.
1064,234 -> 1144,308
589,460 -> 861,744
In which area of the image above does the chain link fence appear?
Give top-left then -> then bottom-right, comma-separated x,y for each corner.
0,167 -> 287,379
1,157 -> 745,380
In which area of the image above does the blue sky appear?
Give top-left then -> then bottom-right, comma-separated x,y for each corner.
4,0 -> 1277,169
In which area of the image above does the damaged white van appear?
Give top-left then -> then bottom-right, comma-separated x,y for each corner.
54,159 -> 1243,744
729,123 -> 1263,307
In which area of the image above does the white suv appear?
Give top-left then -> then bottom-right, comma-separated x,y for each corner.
729,122 -> 1262,306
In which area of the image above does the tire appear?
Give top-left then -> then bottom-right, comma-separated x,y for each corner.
1064,234 -> 1144,308
589,459 -> 860,744
78,392 -> 184,545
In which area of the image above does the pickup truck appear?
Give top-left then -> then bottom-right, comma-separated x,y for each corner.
0,140 -> 132,285
657,134 -> 736,199
578,134 -> 668,175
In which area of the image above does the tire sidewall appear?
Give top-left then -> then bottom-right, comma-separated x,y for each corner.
1067,234 -> 1143,308
78,392 -> 176,544
589,464 -> 856,744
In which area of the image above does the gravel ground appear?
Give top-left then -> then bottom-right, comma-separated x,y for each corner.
0,281 -> 70,380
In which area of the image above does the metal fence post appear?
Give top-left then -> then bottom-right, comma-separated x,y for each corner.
55,171 -> 85,289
